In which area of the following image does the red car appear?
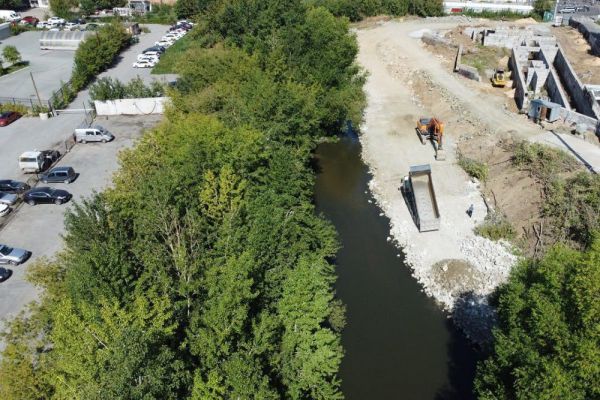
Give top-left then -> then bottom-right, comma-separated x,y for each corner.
20,16 -> 39,26
0,111 -> 22,127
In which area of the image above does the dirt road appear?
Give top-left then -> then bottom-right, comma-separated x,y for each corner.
356,18 -> 520,315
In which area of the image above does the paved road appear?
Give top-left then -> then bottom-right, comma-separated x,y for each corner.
69,24 -> 178,109
0,31 -> 74,100
0,115 -> 162,333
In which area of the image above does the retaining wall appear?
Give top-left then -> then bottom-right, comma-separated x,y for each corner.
569,16 -> 600,56
94,97 -> 168,116
539,48 -> 571,109
510,48 -> 528,110
554,49 -> 598,118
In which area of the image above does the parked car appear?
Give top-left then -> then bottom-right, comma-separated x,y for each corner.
20,16 -> 39,26
37,21 -> 49,29
0,111 -> 22,127
0,180 -> 29,194
70,17 -> 86,24
40,166 -> 76,184
64,22 -> 80,30
0,267 -> 12,282
23,187 -> 71,205
137,54 -> 159,63
0,244 -> 31,266
0,192 -> 18,206
47,16 -> 65,25
0,10 -> 21,22
155,40 -> 173,48
0,204 -> 10,217
142,51 -> 162,58
74,126 -> 113,143
19,151 -> 51,173
85,23 -> 100,31
133,59 -> 157,68
144,45 -> 166,53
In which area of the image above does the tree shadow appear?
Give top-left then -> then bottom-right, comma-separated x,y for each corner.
435,291 -> 496,400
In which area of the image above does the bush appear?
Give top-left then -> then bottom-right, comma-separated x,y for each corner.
475,212 -> 516,241
512,141 -> 578,183
89,77 -> 166,101
458,155 -> 489,182
71,22 -> 131,92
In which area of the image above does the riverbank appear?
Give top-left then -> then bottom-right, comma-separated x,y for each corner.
355,18 -> 520,341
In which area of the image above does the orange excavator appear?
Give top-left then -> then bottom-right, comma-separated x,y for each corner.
416,117 -> 446,161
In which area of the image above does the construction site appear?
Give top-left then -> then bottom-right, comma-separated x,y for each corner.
355,15 -> 600,341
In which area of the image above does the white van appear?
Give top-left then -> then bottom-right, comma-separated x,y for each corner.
74,125 -> 114,143
19,151 -> 48,173
0,10 -> 21,22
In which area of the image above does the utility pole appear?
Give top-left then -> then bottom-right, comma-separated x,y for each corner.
30,71 -> 43,108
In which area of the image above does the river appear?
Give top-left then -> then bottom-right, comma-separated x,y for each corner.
314,135 -> 480,400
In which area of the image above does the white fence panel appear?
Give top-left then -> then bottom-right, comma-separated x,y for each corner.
94,97 -> 168,116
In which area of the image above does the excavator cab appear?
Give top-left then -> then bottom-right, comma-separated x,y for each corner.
416,117 -> 446,161
491,69 -> 507,87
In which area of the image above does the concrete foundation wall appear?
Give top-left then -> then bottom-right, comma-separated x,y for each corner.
511,48 -> 529,110
559,108 -> 600,133
554,49 -> 598,118
569,16 -> 600,56
538,48 -> 571,109
94,97 -> 168,115
454,45 -> 481,82
0,22 -> 10,41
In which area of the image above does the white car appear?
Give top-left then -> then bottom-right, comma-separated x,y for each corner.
137,54 -> 159,62
64,22 -> 79,30
0,204 -> 10,218
48,16 -> 65,25
37,21 -> 49,29
162,35 -> 180,42
155,40 -> 173,48
133,60 -> 157,68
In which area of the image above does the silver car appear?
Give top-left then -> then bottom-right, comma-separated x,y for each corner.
0,244 -> 31,265
0,192 -> 18,206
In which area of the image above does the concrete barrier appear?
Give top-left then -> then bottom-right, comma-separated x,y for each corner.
0,22 -> 10,41
94,97 -> 168,116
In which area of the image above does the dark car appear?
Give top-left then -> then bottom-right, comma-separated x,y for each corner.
70,17 -> 86,24
0,267 -> 12,282
0,111 -> 22,127
40,166 -> 76,184
41,149 -> 61,164
23,187 -> 71,205
144,45 -> 166,54
0,180 -> 29,194
0,244 -> 31,266
21,16 -> 39,26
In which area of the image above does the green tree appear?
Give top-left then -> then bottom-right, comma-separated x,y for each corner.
79,0 -> 97,17
49,0 -> 78,19
2,45 -> 21,66
533,0 -> 555,17
475,238 -> 600,399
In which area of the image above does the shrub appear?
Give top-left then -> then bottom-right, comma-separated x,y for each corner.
475,212 -> 516,241
458,155 -> 489,182
89,77 -> 166,101
512,141 -> 578,183
71,22 -> 131,92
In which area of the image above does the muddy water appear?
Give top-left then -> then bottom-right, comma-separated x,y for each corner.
314,135 -> 479,400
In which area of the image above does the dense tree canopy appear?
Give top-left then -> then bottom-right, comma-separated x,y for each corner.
475,238 -> 600,399
0,1 -> 363,398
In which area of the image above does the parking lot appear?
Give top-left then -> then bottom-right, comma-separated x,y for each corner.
69,23 -> 178,109
0,114 -> 162,328
0,31 -> 74,100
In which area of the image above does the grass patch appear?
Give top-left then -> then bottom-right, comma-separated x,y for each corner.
475,211 -> 516,241
152,35 -> 196,74
511,141 -> 579,183
457,10 -> 540,21
461,45 -> 510,76
458,154 -> 489,182
0,61 -> 28,76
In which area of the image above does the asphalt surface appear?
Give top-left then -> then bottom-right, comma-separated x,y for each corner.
0,31 -> 74,101
69,24 -> 178,109
0,115 -> 162,334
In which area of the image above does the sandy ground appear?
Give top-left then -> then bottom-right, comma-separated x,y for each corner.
356,18 -> 520,315
553,25 -> 600,85
356,18 -> 600,339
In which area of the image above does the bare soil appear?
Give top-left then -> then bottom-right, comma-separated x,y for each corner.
553,25 -> 600,84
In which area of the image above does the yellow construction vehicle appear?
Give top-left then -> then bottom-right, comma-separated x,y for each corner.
416,117 -> 446,161
491,69 -> 507,87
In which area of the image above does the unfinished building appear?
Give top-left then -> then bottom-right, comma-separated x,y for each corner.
466,25 -> 600,132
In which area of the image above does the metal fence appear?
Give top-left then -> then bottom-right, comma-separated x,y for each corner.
0,96 -> 51,111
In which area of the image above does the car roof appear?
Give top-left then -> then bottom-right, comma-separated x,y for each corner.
20,151 -> 41,157
50,166 -> 72,172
